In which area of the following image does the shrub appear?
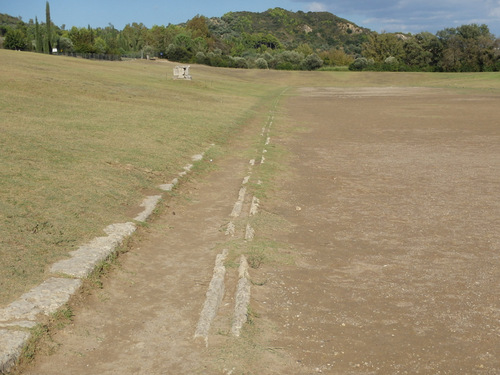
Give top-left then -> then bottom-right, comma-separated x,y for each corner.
271,50 -> 304,70
230,56 -> 249,68
255,57 -> 269,69
207,51 -> 229,67
349,57 -> 374,71
57,37 -> 74,53
4,28 -> 27,50
383,56 -> 399,71
279,50 -> 304,65
261,52 -> 273,62
302,53 -> 324,70
165,43 -> 191,62
196,51 -> 208,64
276,61 -> 295,70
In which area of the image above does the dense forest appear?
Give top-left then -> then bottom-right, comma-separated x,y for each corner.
1,3 -> 499,72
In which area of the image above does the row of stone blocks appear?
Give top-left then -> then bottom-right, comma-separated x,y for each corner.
0,152 -> 207,374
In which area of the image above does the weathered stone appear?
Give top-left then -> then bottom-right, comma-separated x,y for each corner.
173,65 -> 192,80
159,183 -> 174,191
244,223 -> 255,241
194,249 -> 228,345
51,222 -> 136,278
134,195 -> 162,222
230,187 -> 246,218
249,196 -> 260,216
0,330 -> 30,374
231,256 -> 251,337
0,278 -> 82,322
0,321 -> 37,329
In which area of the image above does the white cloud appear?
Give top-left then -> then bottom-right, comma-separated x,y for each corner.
290,0 -> 500,35
307,2 -> 327,12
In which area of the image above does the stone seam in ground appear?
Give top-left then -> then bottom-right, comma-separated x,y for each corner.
0,147 -> 212,375
195,93 -> 284,343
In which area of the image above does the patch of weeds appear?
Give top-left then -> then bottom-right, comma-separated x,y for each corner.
13,305 -> 73,372
50,306 -> 74,329
247,249 -> 266,269
246,306 -> 260,326
216,329 -> 230,336
224,259 -> 240,269
250,278 -> 268,286
245,239 -> 296,269
212,239 -> 243,268
20,323 -> 50,363
87,252 -> 118,289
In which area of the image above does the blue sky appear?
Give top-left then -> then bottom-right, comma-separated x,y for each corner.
2,0 -> 499,36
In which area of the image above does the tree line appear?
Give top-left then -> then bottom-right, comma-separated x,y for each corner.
1,4 -> 499,72
351,25 -> 500,72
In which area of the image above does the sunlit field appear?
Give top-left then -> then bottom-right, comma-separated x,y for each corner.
1,49 -> 498,305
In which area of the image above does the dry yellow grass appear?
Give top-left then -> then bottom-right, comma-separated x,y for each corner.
0,51 -> 280,305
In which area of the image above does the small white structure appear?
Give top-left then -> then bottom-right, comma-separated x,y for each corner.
173,65 -> 192,80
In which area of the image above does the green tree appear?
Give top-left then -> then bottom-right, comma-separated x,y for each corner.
68,26 -> 95,53
45,1 -> 52,53
57,36 -> 73,53
272,50 -> 304,70
195,51 -> 208,64
35,17 -> 43,52
120,23 -> 148,53
349,57 -> 374,71
4,28 -> 27,50
320,48 -> 354,66
363,32 -> 405,63
437,24 -> 497,71
230,56 -> 248,68
94,36 -> 108,54
186,15 -> 210,38
174,33 -> 193,49
295,43 -> 313,56
165,33 -> 193,62
147,25 -> 179,56
255,57 -> 268,69
96,24 -> 121,55
302,53 -> 323,70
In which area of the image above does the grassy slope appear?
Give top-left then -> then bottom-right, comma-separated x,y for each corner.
1,49 -> 499,305
0,50 -> 281,304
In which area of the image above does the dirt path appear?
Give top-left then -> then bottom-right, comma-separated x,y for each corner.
18,91 -> 292,375
19,86 -> 500,374
251,87 -> 500,374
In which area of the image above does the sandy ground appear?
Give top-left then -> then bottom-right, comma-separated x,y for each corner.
18,86 -> 500,374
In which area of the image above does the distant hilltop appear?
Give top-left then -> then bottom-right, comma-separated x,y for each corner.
205,8 -> 371,55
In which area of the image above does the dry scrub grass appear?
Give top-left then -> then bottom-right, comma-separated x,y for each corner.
0,50 -> 279,305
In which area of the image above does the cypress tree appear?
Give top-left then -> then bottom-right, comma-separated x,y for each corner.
45,1 -> 52,53
35,17 -> 43,52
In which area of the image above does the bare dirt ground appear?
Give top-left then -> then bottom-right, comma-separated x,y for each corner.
18,86 -> 500,374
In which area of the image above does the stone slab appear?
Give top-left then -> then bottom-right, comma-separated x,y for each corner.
134,195 -> 162,222
0,330 -> 31,374
0,278 -> 82,322
51,222 -> 136,278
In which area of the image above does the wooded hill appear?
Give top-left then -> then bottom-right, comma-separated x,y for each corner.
0,13 -> 22,33
207,9 -> 369,55
1,7 -> 499,72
